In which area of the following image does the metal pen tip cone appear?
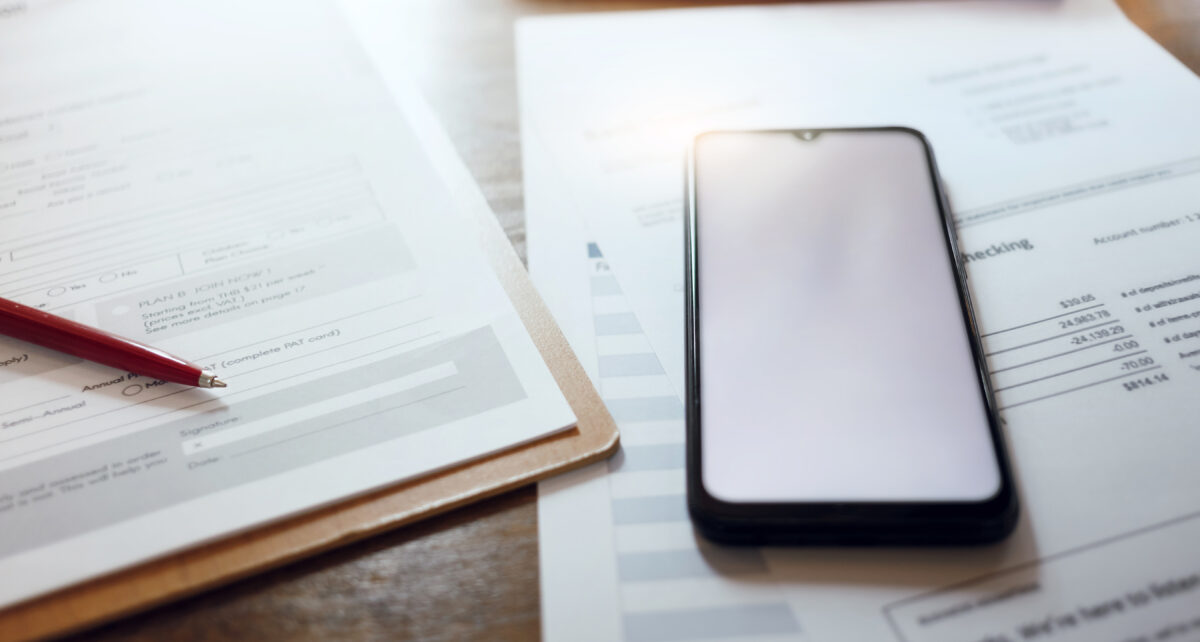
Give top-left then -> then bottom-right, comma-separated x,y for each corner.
198,371 -> 226,388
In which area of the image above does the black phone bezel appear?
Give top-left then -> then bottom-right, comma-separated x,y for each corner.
683,127 -> 1019,545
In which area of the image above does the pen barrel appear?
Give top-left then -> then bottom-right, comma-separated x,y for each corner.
0,298 -> 204,386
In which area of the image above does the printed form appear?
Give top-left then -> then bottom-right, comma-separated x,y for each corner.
522,1 -> 1200,640
0,0 -> 574,607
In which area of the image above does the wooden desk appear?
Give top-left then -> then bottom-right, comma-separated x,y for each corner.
72,2 -> 1200,640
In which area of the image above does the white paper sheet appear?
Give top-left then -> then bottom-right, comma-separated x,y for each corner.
0,0 -> 575,608
524,2 -> 1200,640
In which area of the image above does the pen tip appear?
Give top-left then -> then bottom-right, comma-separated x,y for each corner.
198,371 -> 226,388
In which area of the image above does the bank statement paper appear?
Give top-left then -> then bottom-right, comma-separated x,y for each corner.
522,1 -> 1200,641
0,0 -> 575,607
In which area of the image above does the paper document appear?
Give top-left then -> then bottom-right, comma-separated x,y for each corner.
0,0 -> 574,608
524,1 -> 1200,640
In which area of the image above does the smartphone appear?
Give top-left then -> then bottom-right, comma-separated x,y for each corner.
684,128 -> 1018,545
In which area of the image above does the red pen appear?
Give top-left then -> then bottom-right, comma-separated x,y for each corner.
0,296 -> 226,389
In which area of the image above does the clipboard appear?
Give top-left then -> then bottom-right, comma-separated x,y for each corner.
0,84 -> 620,640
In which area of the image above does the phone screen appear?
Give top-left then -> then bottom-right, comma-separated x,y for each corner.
693,129 -> 1001,504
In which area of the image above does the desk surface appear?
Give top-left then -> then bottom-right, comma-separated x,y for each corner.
75,1 -> 1200,640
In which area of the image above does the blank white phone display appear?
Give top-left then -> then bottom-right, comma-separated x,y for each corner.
695,130 -> 1001,502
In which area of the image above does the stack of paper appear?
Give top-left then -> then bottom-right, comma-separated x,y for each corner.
0,0 -> 578,609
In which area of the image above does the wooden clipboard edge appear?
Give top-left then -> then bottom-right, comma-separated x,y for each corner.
0,111 -> 619,642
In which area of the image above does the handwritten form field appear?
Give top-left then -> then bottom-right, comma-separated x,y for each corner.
0,0 -> 575,608
523,1 -> 1200,640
